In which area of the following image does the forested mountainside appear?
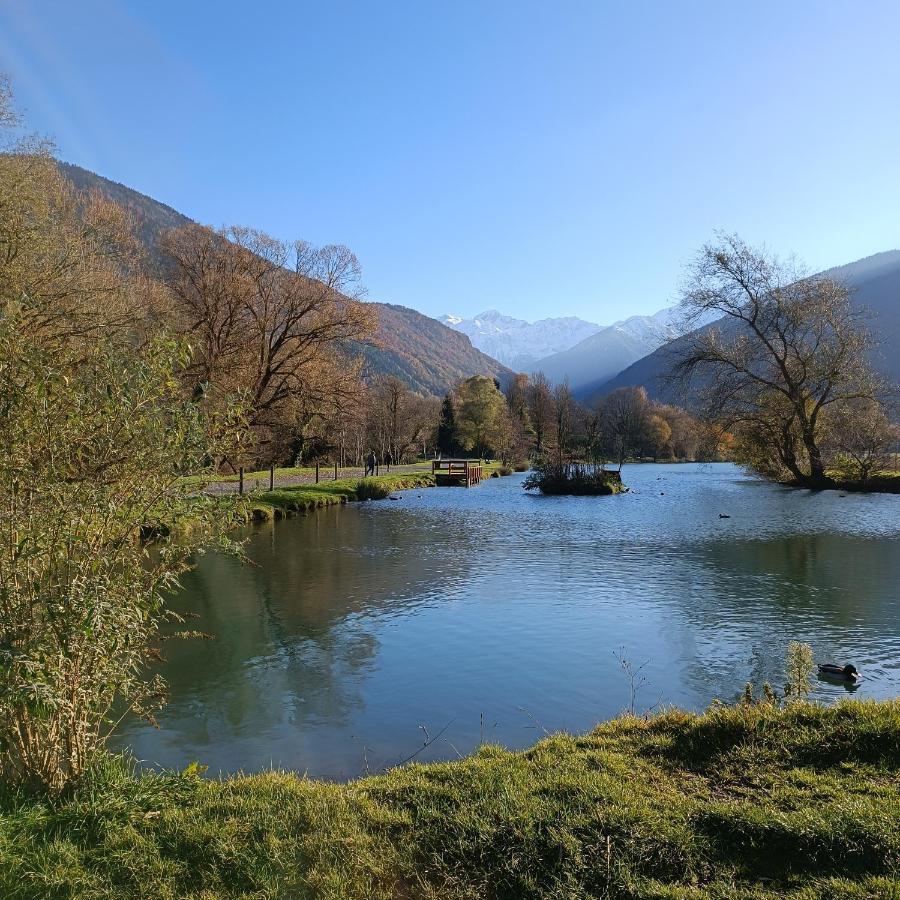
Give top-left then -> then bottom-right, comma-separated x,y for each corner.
59,163 -> 510,396
354,303 -> 510,395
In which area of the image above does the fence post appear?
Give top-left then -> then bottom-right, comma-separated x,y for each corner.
315,463 -> 319,483
239,467 -> 244,495
269,465 -> 275,491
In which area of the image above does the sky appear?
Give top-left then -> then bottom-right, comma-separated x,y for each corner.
2,0 -> 900,324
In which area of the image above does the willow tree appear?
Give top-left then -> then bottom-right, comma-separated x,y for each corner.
675,234 -> 882,487
0,327 -> 246,793
0,78 -> 247,793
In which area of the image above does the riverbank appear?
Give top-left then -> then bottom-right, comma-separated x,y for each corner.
775,471 -> 900,495
244,461 -> 515,520
831,472 -> 900,494
2,700 -> 897,898
250,471 -> 437,519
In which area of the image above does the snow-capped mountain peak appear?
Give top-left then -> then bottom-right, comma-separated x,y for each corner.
439,312 -> 602,370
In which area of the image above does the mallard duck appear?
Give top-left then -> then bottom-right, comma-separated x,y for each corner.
818,663 -> 860,681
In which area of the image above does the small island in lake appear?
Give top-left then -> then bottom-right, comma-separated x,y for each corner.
524,459 -> 625,495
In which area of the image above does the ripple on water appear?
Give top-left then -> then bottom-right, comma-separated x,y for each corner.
113,463 -> 900,779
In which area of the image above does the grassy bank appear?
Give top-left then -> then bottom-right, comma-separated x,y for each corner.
2,700 -> 898,898
245,461 -> 518,520
250,472 -> 437,519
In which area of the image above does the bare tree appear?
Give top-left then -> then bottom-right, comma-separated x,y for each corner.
505,373 -> 531,428
554,379 -> 574,457
674,234 -> 883,487
366,376 -> 438,462
527,371 -> 555,453
598,387 -> 651,471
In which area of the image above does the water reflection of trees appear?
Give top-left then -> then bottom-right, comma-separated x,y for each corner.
661,532 -> 900,703
115,505 -> 475,763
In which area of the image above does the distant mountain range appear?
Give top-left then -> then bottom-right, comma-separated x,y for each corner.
597,250 -> 900,406
441,306 -> 696,392
59,163 -> 510,397
438,311 -> 602,371
61,163 -> 899,406
531,307 -> 700,394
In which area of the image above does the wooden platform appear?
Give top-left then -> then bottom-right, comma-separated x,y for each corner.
432,459 -> 483,486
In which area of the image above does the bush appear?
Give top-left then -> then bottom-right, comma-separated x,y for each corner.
524,459 -> 625,495
354,479 -> 393,500
0,327 -> 243,794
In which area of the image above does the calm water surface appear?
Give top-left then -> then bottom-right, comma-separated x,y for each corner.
114,464 -> 900,779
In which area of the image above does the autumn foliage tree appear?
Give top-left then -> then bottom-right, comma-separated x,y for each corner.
824,398 -> 898,484
160,224 -> 375,465
452,376 -> 511,458
0,90 -> 152,346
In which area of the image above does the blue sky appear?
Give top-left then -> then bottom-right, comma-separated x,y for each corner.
3,1 -> 899,324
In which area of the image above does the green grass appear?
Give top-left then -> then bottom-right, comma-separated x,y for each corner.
254,472 -> 436,515
171,462 -> 510,532
182,461 -> 435,487
2,700 -> 898,898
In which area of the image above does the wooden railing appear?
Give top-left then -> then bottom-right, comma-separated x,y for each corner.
431,459 -> 483,486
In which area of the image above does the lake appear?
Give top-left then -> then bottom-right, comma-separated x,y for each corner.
114,463 -> 900,779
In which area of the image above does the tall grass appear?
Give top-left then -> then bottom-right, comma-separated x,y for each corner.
355,479 -> 393,500
1,700 -> 897,898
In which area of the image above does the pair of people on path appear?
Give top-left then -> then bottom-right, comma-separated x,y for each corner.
364,449 -> 394,476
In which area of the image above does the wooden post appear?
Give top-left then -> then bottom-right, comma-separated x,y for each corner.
269,464 -> 275,491
239,467 -> 244,495
334,461 -> 338,481
315,463 -> 319,483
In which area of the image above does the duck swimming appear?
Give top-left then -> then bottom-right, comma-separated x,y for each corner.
818,663 -> 861,681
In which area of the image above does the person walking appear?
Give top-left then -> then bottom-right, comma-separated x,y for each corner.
384,448 -> 393,472
365,450 -> 377,477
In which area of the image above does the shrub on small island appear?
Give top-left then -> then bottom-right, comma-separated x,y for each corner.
524,459 -> 625,495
